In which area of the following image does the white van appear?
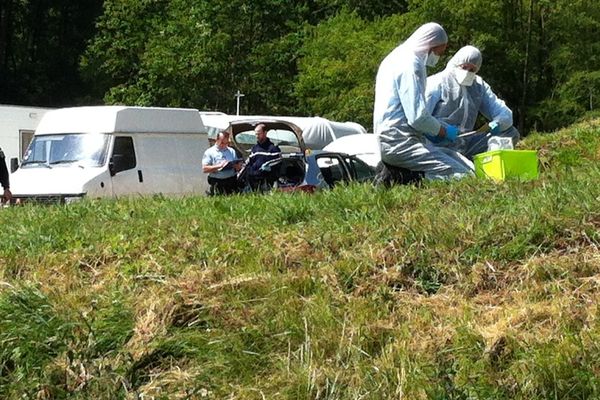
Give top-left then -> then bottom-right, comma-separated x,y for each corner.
11,106 -> 211,203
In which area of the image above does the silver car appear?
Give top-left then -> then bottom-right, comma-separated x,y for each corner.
217,119 -> 376,193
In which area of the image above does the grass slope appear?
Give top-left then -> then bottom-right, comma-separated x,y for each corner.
1,119 -> 599,399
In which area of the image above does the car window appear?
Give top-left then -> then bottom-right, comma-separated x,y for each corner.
269,129 -> 301,153
316,155 -> 347,188
112,136 -> 136,171
345,156 -> 375,182
233,131 -> 255,156
235,131 -> 255,145
267,130 -> 296,145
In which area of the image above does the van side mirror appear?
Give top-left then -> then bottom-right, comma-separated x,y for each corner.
10,158 -> 18,173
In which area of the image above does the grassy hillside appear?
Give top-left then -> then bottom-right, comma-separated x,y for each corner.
1,119 -> 599,399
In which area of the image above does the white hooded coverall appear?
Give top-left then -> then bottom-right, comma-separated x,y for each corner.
425,45 -> 520,158
373,23 -> 474,180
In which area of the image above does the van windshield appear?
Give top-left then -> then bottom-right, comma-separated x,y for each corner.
21,133 -> 110,168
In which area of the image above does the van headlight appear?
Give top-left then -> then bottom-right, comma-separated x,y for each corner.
63,194 -> 86,204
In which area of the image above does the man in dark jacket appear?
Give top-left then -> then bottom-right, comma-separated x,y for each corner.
245,124 -> 281,189
0,148 -> 12,203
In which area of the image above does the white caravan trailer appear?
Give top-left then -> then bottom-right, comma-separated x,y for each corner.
11,106 -> 211,203
0,105 -> 53,171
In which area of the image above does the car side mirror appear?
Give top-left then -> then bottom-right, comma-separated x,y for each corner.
10,158 -> 18,173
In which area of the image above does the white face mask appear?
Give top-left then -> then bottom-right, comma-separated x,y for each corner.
426,51 -> 440,67
454,67 -> 477,86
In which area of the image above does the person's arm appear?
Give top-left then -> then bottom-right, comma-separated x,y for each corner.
0,152 -> 11,202
268,144 -> 282,160
424,74 -> 443,116
398,63 -> 442,136
424,74 -> 451,140
230,148 -> 243,172
479,80 -> 513,131
203,161 -> 228,173
203,163 -> 227,173
270,143 -> 281,154
202,150 -> 227,173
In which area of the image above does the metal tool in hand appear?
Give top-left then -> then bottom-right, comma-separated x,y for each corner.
458,123 -> 491,139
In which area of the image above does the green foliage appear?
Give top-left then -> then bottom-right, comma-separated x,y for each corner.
531,70 -> 600,130
2,0 -> 600,134
82,0 -> 322,113
295,12 -> 424,128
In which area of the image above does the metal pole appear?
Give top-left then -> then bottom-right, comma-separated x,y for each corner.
234,90 -> 245,115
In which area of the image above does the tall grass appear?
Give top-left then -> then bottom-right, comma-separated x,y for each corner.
0,119 -> 599,398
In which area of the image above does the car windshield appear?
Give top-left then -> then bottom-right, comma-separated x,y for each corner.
21,133 -> 110,168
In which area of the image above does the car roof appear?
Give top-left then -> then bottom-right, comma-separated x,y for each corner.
228,119 -> 303,135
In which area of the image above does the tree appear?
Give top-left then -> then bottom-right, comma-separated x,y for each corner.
309,0 -> 409,20
0,0 -> 103,106
83,0 -> 325,114
80,0 -> 600,132
529,0 -> 600,130
295,12 -> 423,129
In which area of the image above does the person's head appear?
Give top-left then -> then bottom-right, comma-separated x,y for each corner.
216,131 -> 230,149
254,123 -> 268,144
404,22 -> 448,66
447,45 -> 482,86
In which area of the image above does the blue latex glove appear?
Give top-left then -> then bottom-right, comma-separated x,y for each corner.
426,125 -> 459,144
489,120 -> 500,135
445,125 -> 459,142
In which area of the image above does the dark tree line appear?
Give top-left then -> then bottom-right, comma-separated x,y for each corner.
0,0 -> 103,106
1,0 -> 599,132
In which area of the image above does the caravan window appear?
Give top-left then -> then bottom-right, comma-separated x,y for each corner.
19,130 -> 35,159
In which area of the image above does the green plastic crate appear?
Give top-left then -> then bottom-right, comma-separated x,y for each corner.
473,150 -> 539,181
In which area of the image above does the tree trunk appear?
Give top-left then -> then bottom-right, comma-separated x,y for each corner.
519,0 -> 535,133
0,0 -> 13,73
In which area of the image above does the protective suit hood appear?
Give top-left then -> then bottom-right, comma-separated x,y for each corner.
445,45 -> 482,72
425,45 -> 514,135
403,22 -> 448,55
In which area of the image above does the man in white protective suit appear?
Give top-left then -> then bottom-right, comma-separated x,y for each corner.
373,22 -> 473,184
425,45 -> 520,159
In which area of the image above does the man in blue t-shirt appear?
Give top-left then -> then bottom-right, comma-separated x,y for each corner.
202,131 -> 242,195
245,123 -> 281,189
